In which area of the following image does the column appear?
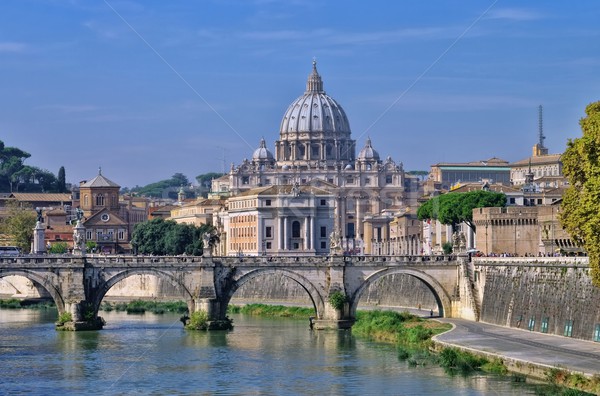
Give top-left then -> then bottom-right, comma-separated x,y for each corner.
309,216 -> 314,250
283,217 -> 289,250
304,216 -> 309,250
278,217 -> 283,251
355,197 -> 362,238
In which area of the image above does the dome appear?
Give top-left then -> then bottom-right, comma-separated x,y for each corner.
279,60 -> 351,137
252,138 -> 274,161
358,138 -> 380,161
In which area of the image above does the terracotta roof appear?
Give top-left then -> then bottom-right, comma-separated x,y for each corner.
432,157 -> 509,167
80,172 -> 120,188
511,153 -> 562,167
10,193 -> 72,202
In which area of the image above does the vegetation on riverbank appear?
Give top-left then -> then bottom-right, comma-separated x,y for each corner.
0,298 -> 56,310
100,300 -> 188,315
228,303 -> 315,318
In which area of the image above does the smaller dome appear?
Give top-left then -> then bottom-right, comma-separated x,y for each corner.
344,164 -> 353,170
358,138 -> 380,161
252,138 -> 274,161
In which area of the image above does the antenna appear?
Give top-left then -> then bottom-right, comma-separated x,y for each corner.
538,105 -> 545,148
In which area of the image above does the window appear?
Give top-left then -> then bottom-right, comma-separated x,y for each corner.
292,221 -> 301,238
528,317 -> 535,331
320,226 -> 327,238
321,241 -> 326,249
364,177 -> 371,185
541,317 -> 549,333
84,195 -> 89,206
118,229 -> 125,240
242,176 -> 249,185
386,175 -> 392,184
320,199 -> 326,206
96,194 -> 105,206
96,230 -> 103,240
265,199 -> 271,206
266,242 -> 272,250
346,176 -> 354,184
509,198 -> 516,204
564,320 -> 573,337
265,226 -> 272,238
594,324 -> 600,342
86,231 -> 92,240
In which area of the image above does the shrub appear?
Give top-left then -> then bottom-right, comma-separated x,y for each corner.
57,311 -> 72,325
185,310 -> 209,330
438,348 -> 488,372
328,291 -> 348,310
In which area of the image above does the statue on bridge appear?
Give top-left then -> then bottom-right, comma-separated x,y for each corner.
329,229 -> 342,255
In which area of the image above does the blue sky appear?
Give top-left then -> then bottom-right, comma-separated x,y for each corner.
1,0 -> 599,188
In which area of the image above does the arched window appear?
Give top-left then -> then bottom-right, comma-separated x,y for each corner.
84,195 -> 89,206
96,194 -> 105,206
292,221 -> 301,238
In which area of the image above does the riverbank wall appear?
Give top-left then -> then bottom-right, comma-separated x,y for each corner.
473,257 -> 600,342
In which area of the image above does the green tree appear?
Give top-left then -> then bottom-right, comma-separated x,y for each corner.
560,100 -> 600,285
196,172 -> 225,188
131,218 -> 215,256
57,166 -> 67,193
0,201 -> 36,252
49,242 -> 68,254
417,190 -> 506,232
0,140 -> 31,192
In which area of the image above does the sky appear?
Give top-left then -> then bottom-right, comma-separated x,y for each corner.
1,0 -> 599,188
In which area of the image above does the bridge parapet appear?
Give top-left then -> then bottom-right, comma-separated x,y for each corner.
473,257 -> 589,268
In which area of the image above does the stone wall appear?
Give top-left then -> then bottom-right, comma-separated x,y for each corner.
475,258 -> 600,341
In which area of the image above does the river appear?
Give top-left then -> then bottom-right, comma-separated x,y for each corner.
0,308 -> 549,395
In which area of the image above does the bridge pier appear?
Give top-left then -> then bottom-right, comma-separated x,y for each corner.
188,298 -> 232,330
56,300 -> 104,331
312,301 -> 355,330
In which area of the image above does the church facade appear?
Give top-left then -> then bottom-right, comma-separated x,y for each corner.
213,62 -> 420,255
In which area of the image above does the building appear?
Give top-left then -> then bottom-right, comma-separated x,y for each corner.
226,184 -> 334,256
428,157 -> 511,190
213,61 -> 419,255
78,169 -> 148,254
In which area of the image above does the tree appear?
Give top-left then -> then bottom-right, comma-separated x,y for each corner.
49,242 -> 68,254
57,166 -> 67,193
131,218 -> 215,256
559,100 -> 600,286
417,190 -> 506,232
196,172 -> 225,188
0,201 -> 36,252
0,140 -> 31,192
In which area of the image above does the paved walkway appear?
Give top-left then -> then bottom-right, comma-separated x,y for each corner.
434,318 -> 600,376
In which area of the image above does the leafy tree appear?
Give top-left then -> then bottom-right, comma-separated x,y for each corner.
196,172 -> 225,188
0,140 -> 31,192
49,242 -> 68,254
560,100 -> 600,285
57,166 -> 67,193
129,173 -> 192,198
131,218 -> 214,256
0,201 -> 36,252
417,190 -> 506,232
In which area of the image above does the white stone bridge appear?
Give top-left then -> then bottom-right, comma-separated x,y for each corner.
0,254 -> 478,330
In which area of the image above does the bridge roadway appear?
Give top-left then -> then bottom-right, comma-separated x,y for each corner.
0,254 -> 464,330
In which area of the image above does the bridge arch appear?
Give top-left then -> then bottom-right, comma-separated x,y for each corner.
224,268 -> 325,318
92,269 -> 194,315
0,270 -> 65,314
350,268 -> 452,318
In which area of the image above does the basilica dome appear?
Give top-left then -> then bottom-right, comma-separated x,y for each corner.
279,61 -> 351,137
358,138 -> 380,161
252,138 -> 274,161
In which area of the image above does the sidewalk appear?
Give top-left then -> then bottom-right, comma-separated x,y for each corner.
434,318 -> 600,376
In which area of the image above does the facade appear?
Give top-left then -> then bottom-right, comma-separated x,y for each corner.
214,61 -> 419,255
226,184 -> 334,256
170,198 -> 224,226
79,170 -> 148,254
429,157 -> 511,190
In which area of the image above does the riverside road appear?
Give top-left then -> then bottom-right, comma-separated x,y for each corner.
435,318 -> 600,376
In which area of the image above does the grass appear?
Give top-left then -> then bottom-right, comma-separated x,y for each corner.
100,300 -> 189,315
0,298 -> 56,310
227,304 -> 315,318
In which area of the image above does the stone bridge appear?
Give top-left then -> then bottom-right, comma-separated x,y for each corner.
0,254 -> 478,330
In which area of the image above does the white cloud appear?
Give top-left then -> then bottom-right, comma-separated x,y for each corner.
0,42 -> 28,53
487,8 -> 545,22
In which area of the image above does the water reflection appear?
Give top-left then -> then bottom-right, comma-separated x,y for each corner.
0,308 -> 553,395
